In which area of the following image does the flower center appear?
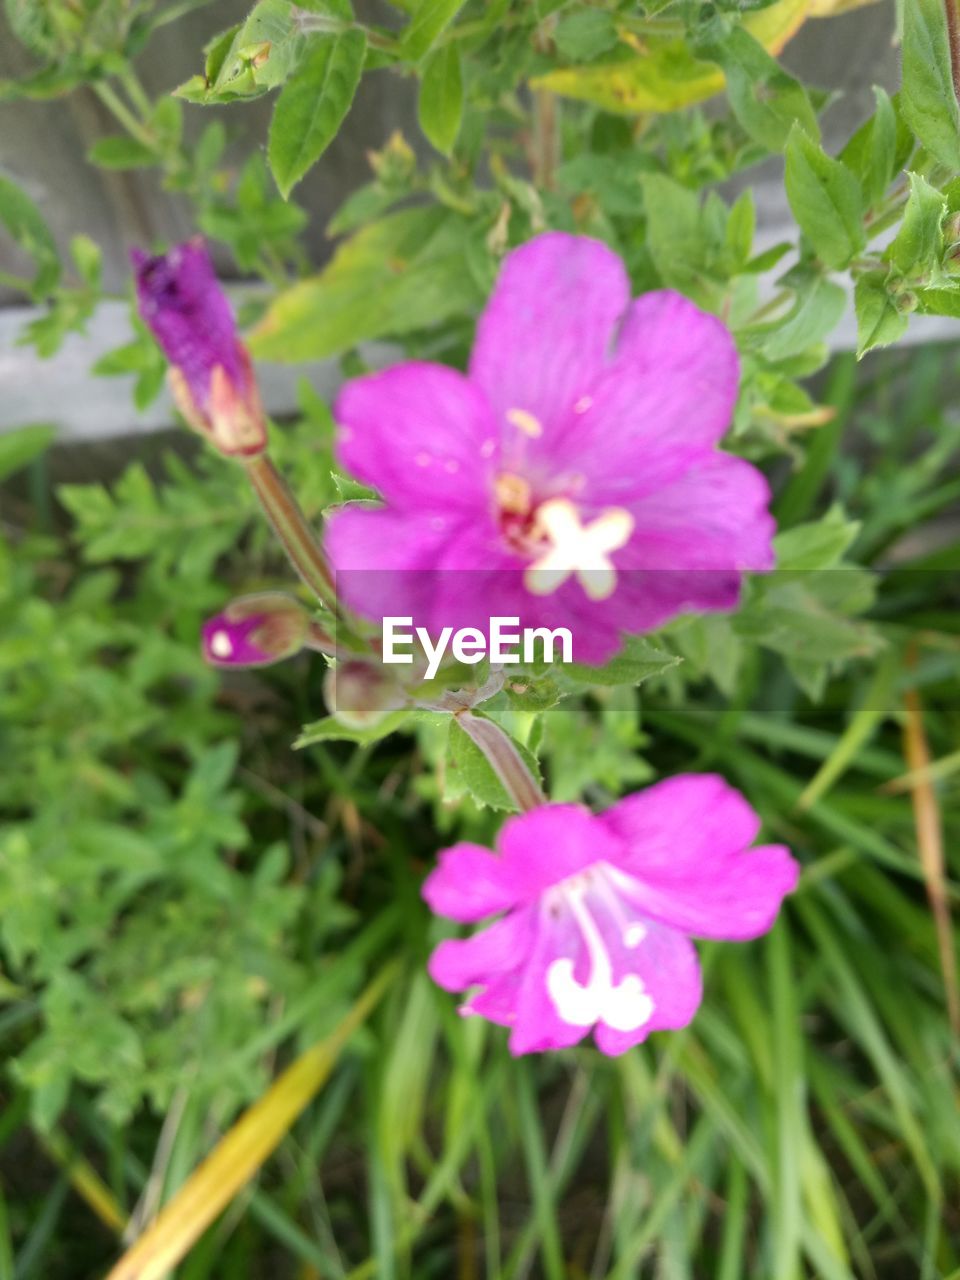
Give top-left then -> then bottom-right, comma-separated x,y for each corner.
543,865 -> 654,1033
492,476 -> 633,601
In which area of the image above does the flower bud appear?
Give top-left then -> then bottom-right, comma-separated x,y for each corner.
202,593 -> 309,668
323,659 -> 405,729
132,238 -> 267,459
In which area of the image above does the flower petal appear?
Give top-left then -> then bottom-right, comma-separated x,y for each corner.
470,233 -> 630,438
427,909 -> 534,989
600,451 -> 775,635
132,240 -> 243,412
508,905 -> 595,1055
497,805 -> 624,902
593,921 -> 703,1055
422,842 -> 519,923
324,504 -> 457,624
600,775 -> 800,940
541,290 -> 741,507
334,363 -> 498,510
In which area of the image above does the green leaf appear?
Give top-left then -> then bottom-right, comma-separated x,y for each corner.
917,284 -> 960,316
773,506 -> 860,571
87,135 -> 158,169
294,709 -> 416,747
784,125 -> 865,270
565,637 -> 680,689
901,0 -> 960,171
0,175 -> 60,297
418,43 -> 463,155
401,0 -> 467,61
758,276 -> 846,361
854,274 -> 908,358
553,10 -> 619,62
841,86 -> 900,211
702,25 -> 818,152
641,173 -> 702,291
444,716 -> 541,811
0,423 -> 56,481
886,172 -> 946,276
249,207 -> 482,361
268,30 -> 366,198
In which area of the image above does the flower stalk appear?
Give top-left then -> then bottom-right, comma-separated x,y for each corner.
455,710 -> 546,813
945,0 -> 960,103
244,455 -> 338,612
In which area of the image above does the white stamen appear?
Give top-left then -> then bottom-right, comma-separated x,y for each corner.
545,883 -> 654,1032
210,630 -> 233,659
525,499 -> 634,600
480,438 -> 497,458
573,395 -> 593,414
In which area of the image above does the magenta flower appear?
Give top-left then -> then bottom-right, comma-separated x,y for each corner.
202,592 -> 310,668
422,775 -> 798,1056
327,233 -> 774,665
132,238 -> 266,458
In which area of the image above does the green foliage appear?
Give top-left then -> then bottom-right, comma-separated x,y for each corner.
268,30 -> 367,198
3,1 -> 960,1276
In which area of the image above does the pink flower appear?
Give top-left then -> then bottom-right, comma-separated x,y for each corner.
422,775 -> 798,1056
132,238 -> 266,458
326,233 -> 774,665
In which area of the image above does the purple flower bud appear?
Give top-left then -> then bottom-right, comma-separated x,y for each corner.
132,238 -> 267,458
202,593 -> 310,668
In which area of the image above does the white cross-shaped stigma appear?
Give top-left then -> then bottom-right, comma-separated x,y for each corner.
524,498 -> 634,601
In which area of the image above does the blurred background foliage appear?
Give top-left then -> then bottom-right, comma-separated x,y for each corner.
1,0 -> 959,1276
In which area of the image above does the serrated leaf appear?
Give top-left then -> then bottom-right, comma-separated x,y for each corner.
565,637 -> 680,688
841,86 -> 900,210
0,175 -> 60,297
530,0 -> 814,114
249,207 -> 482,361
554,10 -> 619,62
87,135 -> 158,169
268,30 -> 366,198
759,276 -> 846,360
294,708 -> 416,746
901,0 -> 960,171
418,43 -> 463,155
0,423 -> 56,481
701,24 -> 818,151
773,506 -> 860,570
886,172 -> 946,276
854,274 -> 908,357
402,0 -> 467,60
444,716 -> 541,811
784,125 -> 865,269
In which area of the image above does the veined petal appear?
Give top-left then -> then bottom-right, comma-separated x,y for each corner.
334,363 -> 499,510
133,240 -> 243,413
469,233 -> 631,444
422,842 -> 519,923
593,920 -> 703,1056
501,288 -> 740,508
600,775 -> 800,941
497,805 -> 624,902
428,910 -> 534,990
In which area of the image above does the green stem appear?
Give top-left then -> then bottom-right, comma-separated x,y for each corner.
456,711 -> 546,813
244,455 -> 337,611
93,82 -> 156,150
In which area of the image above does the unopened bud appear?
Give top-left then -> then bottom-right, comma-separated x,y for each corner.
202,592 -> 309,668
132,238 -> 267,459
323,659 -> 405,729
